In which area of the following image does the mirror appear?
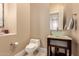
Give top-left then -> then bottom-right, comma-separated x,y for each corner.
0,4 -> 4,28
50,10 -> 64,31
50,12 -> 59,31
49,10 -> 64,36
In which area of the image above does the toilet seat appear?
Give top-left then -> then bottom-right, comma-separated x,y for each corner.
26,43 -> 36,49
25,43 -> 37,51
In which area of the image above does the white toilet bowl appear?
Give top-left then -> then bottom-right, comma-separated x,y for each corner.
25,39 -> 40,56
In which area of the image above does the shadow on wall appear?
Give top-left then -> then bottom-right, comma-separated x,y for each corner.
72,37 -> 78,56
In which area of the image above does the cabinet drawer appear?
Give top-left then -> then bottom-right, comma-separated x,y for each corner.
50,40 -> 67,47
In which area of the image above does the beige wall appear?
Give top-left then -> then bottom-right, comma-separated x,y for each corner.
63,4 -> 79,56
16,3 -> 30,55
71,4 -> 79,55
30,4 -> 40,38
4,4 -> 17,33
64,4 -> 78,55
30,3 -> 50,48
39,4 -> 50,48
0,3 -> 30,55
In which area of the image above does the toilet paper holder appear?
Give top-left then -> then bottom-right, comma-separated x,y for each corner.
9,42 -> 19,51
10,42 -> 19,46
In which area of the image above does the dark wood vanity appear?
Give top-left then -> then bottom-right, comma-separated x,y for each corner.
47,35 -> 72,56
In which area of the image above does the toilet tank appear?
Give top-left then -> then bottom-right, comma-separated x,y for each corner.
30,39 -> 40,46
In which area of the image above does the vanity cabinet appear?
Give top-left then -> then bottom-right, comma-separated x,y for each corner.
47,35 -> 72,56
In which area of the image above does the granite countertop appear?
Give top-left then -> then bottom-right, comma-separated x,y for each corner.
47,35 -> 72,40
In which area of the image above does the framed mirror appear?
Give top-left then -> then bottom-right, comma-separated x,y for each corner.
50,10 -> 64,31
0,4 -> 4,28
50,12 -> 59,31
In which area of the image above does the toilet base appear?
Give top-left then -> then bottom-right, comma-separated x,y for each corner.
26,49 -> 39,56
27,52 -> 33,56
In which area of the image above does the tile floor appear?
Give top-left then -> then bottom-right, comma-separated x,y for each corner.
25,48 -> 47,56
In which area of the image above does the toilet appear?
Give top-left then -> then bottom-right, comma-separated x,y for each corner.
25,39 -> 40,56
